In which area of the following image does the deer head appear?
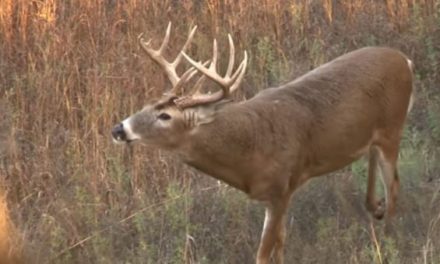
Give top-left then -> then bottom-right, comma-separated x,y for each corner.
112,22 -> 247,149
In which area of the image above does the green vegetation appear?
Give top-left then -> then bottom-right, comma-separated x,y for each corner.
0,0 -> 439,263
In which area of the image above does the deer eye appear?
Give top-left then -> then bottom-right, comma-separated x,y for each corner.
157,113 -> 171,121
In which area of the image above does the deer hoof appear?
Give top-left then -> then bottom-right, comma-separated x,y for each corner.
373,198 -> 386,220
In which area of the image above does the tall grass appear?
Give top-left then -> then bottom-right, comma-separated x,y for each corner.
0,0 -> 440,263
0,190 -> 22,264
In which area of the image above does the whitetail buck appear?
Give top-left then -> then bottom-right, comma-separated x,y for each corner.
112,23 -> 414,264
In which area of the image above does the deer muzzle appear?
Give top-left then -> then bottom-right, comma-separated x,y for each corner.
112,117 -> 142,143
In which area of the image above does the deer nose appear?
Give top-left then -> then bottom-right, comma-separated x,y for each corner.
112,123 -> 127,141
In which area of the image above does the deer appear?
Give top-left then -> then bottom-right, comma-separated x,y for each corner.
112,22 -> 414,264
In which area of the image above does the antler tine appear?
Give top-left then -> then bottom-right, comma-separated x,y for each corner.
210,39 -> 218,72
188,60 -> 211,96
225,34 -> 235,77
190,75 -> 207,96
178,34 -> 248,109
172,25 -> 198,68
158,22 -> 172,54
170,67 -> 198,95
229,51 -> 248,93
181,52 -> 225,88
171,60 -> 211,95
139,22 -> 198,89
181,46 -> 246,92
139,30 -> 179,86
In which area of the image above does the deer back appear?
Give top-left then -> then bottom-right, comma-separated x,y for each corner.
180,47 -> 413,196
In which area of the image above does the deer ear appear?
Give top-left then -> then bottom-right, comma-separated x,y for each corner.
196,99 -> 232,125
213,99 -> 232,110
183,106 -> 217,128
195,111 -> 216,125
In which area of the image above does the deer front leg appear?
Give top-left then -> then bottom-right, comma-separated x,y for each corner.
256,198 -> 289,264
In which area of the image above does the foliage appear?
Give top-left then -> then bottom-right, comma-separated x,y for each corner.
0,0 -> 440,263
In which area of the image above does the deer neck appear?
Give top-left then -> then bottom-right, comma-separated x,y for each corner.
177,106 -> 251,192
177,100 -> 308,194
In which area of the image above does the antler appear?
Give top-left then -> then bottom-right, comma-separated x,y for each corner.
176,34 -> 248,108
138,22 -> 198,95
139,22 -> 247,108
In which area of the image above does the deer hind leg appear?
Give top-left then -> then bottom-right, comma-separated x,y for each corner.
256,198 -> 289,264
365,146 -> 384,219
366,140 -> 400,224
376,143 -> 400,223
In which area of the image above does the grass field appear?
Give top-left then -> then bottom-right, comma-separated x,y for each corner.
1,0 -> 440,263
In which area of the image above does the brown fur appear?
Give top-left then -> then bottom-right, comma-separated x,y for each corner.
115,47 -> 413,264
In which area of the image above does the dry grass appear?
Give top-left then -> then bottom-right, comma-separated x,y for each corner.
0,190 -> 22,264
0,0 -> 440,263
